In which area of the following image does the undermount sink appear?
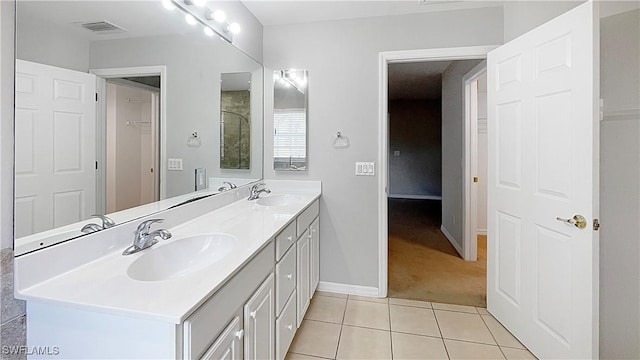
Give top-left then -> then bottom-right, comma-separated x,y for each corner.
127,233 -> 235,281
256,194 -> 304,206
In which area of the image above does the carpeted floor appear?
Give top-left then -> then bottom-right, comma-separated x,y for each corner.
388,198 -> 487,307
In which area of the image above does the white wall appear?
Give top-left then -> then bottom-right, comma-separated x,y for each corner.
441,59 -> 483,250
503,1 -> 582,43
16,19 -> 90,72
263,7 -> 504,288
599,9 -> 640,359
0,0 -> 15,250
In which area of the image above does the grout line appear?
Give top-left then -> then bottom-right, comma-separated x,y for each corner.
388,299 -> 394,359
442,336 -> 501,347
390,330 -> 444,339
289,351 -> 334,360
479,312 -> 502,348
432,308 -> 451,360
333,300 -> 348,360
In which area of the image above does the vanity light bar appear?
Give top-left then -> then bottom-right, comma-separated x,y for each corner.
164,0 -> 240,43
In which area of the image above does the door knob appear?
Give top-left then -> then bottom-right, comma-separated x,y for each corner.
556,215 -> 587,229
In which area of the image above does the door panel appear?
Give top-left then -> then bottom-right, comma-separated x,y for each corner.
15,60 -> 96,237
487,2 -> 599,358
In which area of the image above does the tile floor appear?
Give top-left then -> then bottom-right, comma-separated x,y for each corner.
286,292 -> 537,360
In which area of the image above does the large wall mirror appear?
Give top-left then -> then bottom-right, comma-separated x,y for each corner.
273,69 -> 308,171
14,1 -> 263,255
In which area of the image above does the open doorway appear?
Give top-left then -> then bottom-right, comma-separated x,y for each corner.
386,58 -> 489,307
91,66 -> 166,215
105,78 -> 160,213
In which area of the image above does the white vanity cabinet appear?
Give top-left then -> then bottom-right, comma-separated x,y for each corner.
201,316 -> 243,360
243,274 -> 274,360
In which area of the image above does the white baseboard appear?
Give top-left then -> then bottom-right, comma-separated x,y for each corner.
317,281 -> 380,297
440,225 -> 464,258
477,229 -> 487,236
388,194 -> 442,200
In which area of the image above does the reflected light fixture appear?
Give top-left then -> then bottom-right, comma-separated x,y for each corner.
203,26 -> 214,37
185,14 -> 197,25
192,0 -> 207,7
212,10 -> 226,23
162,0 -> 176,10
228,22 -> 241,34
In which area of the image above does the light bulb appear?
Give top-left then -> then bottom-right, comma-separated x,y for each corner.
185,14 -> 197,26
204,27 -> 214,37
212,10 -> 226,23
228,22 -> 241,34
192,0 -> 206,6
162,0 -> 176,10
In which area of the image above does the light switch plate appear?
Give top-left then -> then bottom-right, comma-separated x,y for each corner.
168,158 -> 183,171
393,151 -> 400,156
355,162 -> 375,176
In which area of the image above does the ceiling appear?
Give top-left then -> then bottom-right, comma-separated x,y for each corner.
16,1 -> 197,41
242,0 -> 503,26
388,61 -> 451,100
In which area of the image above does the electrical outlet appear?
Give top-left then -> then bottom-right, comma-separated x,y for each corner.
393,150 -> 400,156
195,168 -> 207,191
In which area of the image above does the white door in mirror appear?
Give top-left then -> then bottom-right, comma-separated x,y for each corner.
14,60 -> 97,238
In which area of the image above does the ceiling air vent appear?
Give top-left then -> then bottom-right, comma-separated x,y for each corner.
79,21 -> 125,33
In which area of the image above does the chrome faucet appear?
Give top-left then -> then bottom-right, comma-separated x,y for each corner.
248,183 -> 271,200
122,219 -> 172,255
81,214 -> 116,234
218,181 -> 237,192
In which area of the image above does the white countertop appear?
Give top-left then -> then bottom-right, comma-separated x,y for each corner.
16,187 -> 320,324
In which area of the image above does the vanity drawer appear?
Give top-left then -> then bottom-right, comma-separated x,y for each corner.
296,199 -> 319,237
276,290 -> 297,360
275,245 -> 297,316
276,221 -> 296,261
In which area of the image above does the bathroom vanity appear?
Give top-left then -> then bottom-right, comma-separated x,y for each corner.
14,181 -> 321,360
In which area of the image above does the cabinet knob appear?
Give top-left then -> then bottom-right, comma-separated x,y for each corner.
287,236 -> 293,242
287,324 -> 293,331
287,273 -> 293,280
250,311 -> 257,319
235,329 -> 244,340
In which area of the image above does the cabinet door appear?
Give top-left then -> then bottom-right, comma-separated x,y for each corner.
310,217 -> 320,297
296,230 -> 310,327
244,273 -> 274,360
201,316 -> 243,360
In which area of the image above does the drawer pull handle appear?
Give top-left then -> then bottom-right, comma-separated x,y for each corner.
235,329 -> 244,340
250,311 -> 257,319
287,324 -> 293,331
287,236 -> 293,242
287,273 -> 293,280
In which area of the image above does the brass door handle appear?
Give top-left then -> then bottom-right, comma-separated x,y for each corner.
556,215 -> 587,229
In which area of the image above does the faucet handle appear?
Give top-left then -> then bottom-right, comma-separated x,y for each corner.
136,219 -> 164,235
91,214 -> 116,229
223,181 -> 237,189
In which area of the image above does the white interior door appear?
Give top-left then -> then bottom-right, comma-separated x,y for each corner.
15,60 -> 96,237
487,2 -> 599,359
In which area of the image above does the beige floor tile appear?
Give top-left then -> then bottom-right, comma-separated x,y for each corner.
444,339 -> 505,359
389,305 -> 440,337
343,300 -> 390,330
316,291 -> 348,299
432,302 -> 479,314
482,315 -> 524,349
289,320 -> 341,359
348,295 -> 388,303
501,347 -> 537,360
389,298 -> 432,308
391,332 -> 448,359
336,325 -> 392,359
286,352 -> 331,360
305,296 -> 347,324
435,310 -> 496,345
476,307 -> 490,315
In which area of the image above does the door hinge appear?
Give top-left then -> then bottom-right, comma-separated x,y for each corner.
95,161 -> 98,170
593,218 -> 600,231
96,93 -> 98,101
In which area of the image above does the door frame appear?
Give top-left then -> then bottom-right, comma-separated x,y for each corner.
377,46 -> 498,297
462,61 -> 487,261
90,66 -> 167,213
